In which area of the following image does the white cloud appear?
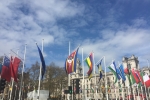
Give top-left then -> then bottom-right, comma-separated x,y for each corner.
0,0 -> 85,71
0,0 -> 150,74
80,25 -> 150,67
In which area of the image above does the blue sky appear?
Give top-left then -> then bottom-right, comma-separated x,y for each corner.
0,0 -> 150,73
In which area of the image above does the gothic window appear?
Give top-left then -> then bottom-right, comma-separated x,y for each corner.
107,77 -> 109,80
80,69 -> 82,73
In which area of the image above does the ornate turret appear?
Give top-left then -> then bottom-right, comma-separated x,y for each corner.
71,58 -> 82,79
122,55 -> 139,69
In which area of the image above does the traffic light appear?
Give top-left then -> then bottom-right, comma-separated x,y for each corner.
64,90 -> 69,94
76,79 -> 80,94
0,79 -> 6,93
68,86 -> 72,94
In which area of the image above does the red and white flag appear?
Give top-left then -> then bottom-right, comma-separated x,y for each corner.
143,74 -> 150,88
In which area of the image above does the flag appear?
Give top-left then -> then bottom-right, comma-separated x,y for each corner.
114,62 -> 121,80
124,66 -> 135,86
85,53 -> 93,80
118,82 -> 122,92
143,74 -> 150,88
134,70 -> 144,85
10,56 -> 21,82
131,69 -> 140,84
126,74 -> 132,86
108,61 -> 120,83
10,56 -> 16,81
0,63 -> 2,73
97,58 -> 103,82
65,47 -> 79,74
124,67 -> 129,74
129,71 -> 136,85
1,56 -> 11,82
36,44 -> 46,80
91,87 -> 95,93
118,64 -> 126,81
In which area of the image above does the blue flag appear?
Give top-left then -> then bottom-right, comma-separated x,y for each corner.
36,44 -> 46,80
113,61 -> 121,80
118,64 -> 126,81
97,59 -> 103,82
1,56 -> 11,82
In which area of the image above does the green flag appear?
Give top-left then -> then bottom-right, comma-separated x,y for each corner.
130,72 -> 136,85
119,82 -> 122,92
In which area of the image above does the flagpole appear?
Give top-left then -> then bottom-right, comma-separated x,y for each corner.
10,49 -> 24,61
0,56 -> 6,100
140,66 -> 148,100
14,85 -> 17,100
104,56 -> 108,100
144,79 -> 148,100
121,84 -> 124,100
67,41 -> 70,100
95,56 -> 104,66
133,86 -> 136,100
9,78 -> 14,100
115,85 -> 117,100
136,84 -> 139,97
146,59 -> 150,99
36,39 -> 44,100
83,53 -> 93,61
19,44 -> 27,100
8,52 -> 13,100
127,86 -> 130,100
93,52 -> 97,99
140,85 -> 144,100
136,64 -> 140,99
82,48 -> 85,100
9,49 -> 19,100
118,86 -> 120,100
138,67 -> 143,100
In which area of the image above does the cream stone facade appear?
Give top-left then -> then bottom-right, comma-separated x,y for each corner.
65,55 -> 150,100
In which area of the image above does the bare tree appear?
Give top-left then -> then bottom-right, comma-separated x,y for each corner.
26,61 -> 40,90
44,62 -> 68,98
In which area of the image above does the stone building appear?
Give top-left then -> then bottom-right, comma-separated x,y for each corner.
66,55 -> 150,100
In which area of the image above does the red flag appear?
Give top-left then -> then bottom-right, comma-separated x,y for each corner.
134,70 -> 144,85
143,74 -> 150,88
10,56 -> 15,80
131,69 -> 140,84
124,68 -> 129,74
11,57 -> 21,82
1,56 -> 11,82
65,47 -> 79,74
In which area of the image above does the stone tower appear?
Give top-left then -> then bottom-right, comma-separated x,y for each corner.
122,55 -> 139,70
71,58 -> 82,79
